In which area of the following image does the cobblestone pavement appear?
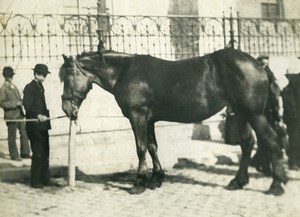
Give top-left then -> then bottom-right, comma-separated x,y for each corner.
1,160 -> 300,217
1,125 -> 299,217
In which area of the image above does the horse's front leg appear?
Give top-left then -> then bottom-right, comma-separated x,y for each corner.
147,121 -> 165,190
128,111 -> 149,194
227,118 -> 254,190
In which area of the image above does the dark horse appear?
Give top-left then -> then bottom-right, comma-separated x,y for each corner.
59,48 -> 287,195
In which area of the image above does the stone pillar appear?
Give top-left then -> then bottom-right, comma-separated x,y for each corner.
97,0 -> 109,48
168,0 -> 199,59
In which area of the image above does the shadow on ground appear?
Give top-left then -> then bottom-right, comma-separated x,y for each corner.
72,158 -> 272,194
3,158 -> 297,195
173,157 -> 263,178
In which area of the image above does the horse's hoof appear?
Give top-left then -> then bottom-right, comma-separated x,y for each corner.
128,185 -> 146,195
265,185 -> 284,196
226,179 -> 244,190
147,181 -> 162,190
148,171 -> 164,190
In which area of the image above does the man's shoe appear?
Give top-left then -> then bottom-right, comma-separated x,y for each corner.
43,179 -> 61,187
20,154 -> 31,159
31,184 -> 43,189
289,165 -> 299,171
11,157 -> 22,161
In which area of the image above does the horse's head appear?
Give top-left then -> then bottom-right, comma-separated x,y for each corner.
59,54 -> 93,119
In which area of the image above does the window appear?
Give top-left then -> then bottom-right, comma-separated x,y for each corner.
261,3 -> 280,18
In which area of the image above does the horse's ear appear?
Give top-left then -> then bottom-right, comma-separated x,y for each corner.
62,54 -> 69,62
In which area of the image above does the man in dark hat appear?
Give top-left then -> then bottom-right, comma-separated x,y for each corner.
257,55 -> 278,83
0,67 -> 31,161
23,63 -> 52,188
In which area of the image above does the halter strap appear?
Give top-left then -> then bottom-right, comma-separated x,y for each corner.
61,58 -> 93,101
74,59 -> 95,83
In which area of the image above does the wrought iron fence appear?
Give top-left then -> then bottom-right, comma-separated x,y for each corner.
0,12 -> 300,64
0,13 -> 99,63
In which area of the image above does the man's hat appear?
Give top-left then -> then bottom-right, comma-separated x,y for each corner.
32,64 -> 51,75
257,55 -> 269,61
285,72 -> 300,80
2,66 -> 15,77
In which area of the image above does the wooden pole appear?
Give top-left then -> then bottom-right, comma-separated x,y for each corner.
68,119 -> 77,187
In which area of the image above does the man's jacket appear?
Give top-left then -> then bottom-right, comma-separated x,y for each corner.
282,84 -> 297,134
0,81 -> 24,120
23,80 -> 51,130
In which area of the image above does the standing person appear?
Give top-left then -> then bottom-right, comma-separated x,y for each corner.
282,73 -> 300,170
0,66 -> 31,161
23,64 -> 51,188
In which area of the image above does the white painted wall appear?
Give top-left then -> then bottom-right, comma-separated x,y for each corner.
108,0 -> 170,15
0,0 -> 64,14
198,0 -> 238,17
283,0 -> 300,19
1,0 -> 300,18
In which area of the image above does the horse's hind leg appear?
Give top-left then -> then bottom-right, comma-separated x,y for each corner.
147,121 -> 165,190
227,115 -> 255,190
249,114 -> 287,196
250,139 -> 272,177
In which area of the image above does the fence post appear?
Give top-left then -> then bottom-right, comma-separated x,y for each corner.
222,12 -> 227,48
106,12 -> 112,50
237,12 -> 241,49
229,8 -> 235,48
97,29 -> 105,51
68,119 -> 76,187
87,10 -> 93,51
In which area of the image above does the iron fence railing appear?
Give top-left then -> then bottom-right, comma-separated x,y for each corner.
0,12 -> 300,63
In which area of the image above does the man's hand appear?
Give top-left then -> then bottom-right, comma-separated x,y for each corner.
37,114 -> 48,122
16,101 -> 22,107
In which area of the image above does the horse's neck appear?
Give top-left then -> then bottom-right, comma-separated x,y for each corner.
92,56 -> 132,93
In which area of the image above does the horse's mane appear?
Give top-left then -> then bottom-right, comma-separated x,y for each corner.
59,50 -> 136,82
78,50 -> 135,59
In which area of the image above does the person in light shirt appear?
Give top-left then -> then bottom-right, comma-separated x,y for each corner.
0,66 -> 31,161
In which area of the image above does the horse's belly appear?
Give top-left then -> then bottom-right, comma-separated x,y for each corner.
153,99 -> 226,123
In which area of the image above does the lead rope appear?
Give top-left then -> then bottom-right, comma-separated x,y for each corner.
74,119 -> 82,133
70,99 -> 81,133
3,115 -> 67,122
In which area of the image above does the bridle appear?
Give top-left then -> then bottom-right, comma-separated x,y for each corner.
61,58 -> 93,113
